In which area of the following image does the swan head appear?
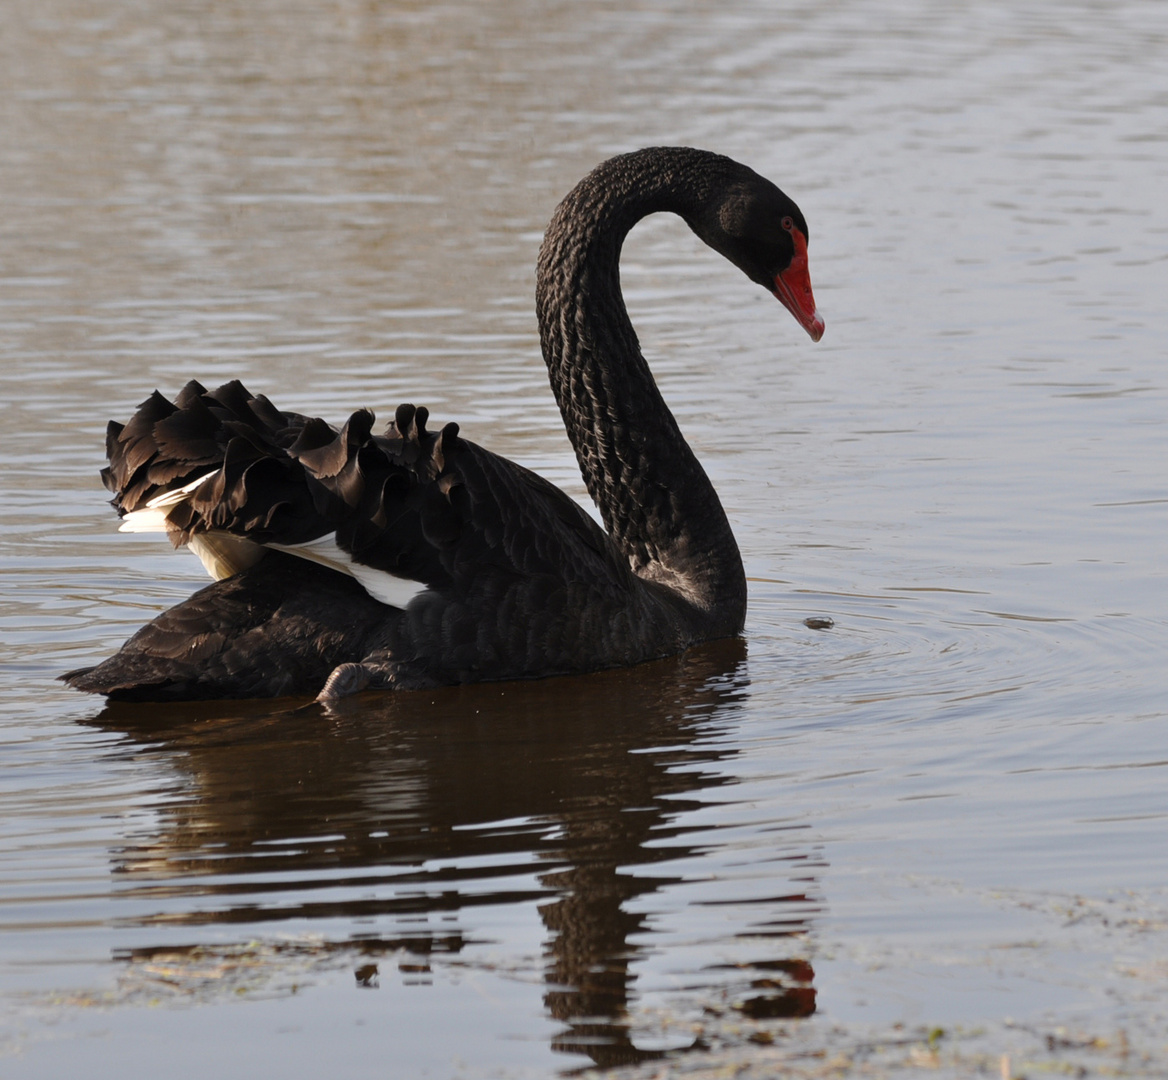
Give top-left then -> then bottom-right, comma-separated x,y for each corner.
691,173 -> 825,343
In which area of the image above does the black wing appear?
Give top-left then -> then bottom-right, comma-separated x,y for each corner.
103,378 -> 626,597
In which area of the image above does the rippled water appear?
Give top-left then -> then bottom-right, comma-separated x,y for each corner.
2,0 -> 1166,1076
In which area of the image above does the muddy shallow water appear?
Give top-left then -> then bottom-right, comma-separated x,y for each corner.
2,0 -> 1166,1076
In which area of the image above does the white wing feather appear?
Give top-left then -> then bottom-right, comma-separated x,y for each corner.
117,472 -> 426,608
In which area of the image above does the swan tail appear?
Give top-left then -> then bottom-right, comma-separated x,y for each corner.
60,552 -> 394,700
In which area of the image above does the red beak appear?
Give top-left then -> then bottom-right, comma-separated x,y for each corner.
772,227 -> 824,342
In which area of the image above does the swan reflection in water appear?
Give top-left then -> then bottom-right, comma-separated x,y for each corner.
85,640 -> 819,1069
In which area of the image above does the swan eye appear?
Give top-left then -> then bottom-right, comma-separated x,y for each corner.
780,216 -> 795,232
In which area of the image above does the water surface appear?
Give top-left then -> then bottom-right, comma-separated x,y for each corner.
2,1 -> 1166,1076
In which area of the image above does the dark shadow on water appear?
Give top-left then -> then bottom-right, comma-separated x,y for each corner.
82,639 -> 817,1071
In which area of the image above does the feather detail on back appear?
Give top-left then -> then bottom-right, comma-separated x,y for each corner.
99,380 -> 628,625
113,441 -> 429,607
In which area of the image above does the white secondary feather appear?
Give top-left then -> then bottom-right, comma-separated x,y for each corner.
117,470 -> 219,533
188,532 -> 267,580
117,471 -> 426,609
267,535 -> 429,608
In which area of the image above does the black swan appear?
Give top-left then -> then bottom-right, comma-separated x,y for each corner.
63,147 -> 823,702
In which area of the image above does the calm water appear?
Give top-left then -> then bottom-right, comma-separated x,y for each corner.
2,1 -> 1166,1076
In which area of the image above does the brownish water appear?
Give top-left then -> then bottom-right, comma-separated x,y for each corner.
2,1 -> 1166,1076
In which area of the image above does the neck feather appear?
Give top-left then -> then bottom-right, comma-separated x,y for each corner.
536,148 -> 746,631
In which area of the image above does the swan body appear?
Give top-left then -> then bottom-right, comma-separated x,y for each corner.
63,147 -> 822,701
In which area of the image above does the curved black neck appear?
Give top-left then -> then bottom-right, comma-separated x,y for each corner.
536,148 -> 746,632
